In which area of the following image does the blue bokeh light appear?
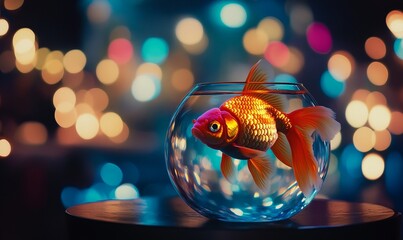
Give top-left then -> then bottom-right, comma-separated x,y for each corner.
393,38 -> 403,60
141,37 -> 169,64
320,70 -> 345,98
100,162 -> 123,186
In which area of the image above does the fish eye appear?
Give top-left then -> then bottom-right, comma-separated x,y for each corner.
209,121 -> 221,133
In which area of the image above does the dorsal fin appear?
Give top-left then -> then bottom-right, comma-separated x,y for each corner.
242,60 -> 286,111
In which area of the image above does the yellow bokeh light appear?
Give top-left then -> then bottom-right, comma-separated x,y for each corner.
258,17 -> 284,41
75,103 -> 95,115
243,28 -> 269,55
100,112 -> 124,138
13,28 -> 37,66
328,51 -> 353,81
136,62 -> 162,79
345,100 -> 368,128
353,127 -> 375,152
0,139 -> 12,157
75,113 -> 99,140
0,19 -> 9,36
386,10 -> 403,38
110,122 -> 129,144
365,37 -> 386,59
4,0 -> 24,10
368,105 -> 391,131
365,91 -> 387,109
220,3 -> 247,28
96,59 -> 119,85
352,89 -> 370,101
330,132 -> 342,150
86,88 -> 109,112
361,153 -> 384,180
171,68 -> 194,91
277,47 -> 304,74
367,61 -> 388,86
16,122 -> 48,145
53,87 -> 76,113
42,59 -> 64,85
35,48 -> 50,70
374,129 -> 391,151
182,34 -> 209,55
55,108 -> 77,128
63,49 -> 87,74
388,111 -> 403,135
175,17 -> 204,45
16,60 -> 35,73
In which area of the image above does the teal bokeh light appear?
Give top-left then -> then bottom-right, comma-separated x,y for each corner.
393,38 -> 403,60
141,37 -> 169,64
320,70 -> 345,98
273,73 -> 298,83
100,162 -> 123,186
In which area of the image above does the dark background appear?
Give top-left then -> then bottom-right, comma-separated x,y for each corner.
0,0 -> 402,239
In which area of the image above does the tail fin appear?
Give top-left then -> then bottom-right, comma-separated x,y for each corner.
286,106 -> 340,197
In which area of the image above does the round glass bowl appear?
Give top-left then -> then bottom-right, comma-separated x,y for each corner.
165,82 -> 330,222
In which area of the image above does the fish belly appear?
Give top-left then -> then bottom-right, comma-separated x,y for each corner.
220,95 -> 278,152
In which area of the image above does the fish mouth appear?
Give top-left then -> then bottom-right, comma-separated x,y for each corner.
191,127 -> 204,140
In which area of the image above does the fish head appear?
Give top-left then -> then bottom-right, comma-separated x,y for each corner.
191,108 -> 228,148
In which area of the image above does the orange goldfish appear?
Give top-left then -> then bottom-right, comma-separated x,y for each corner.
191,61 -> 341,197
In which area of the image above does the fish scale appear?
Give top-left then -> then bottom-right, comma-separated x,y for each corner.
220,95 -> 278,152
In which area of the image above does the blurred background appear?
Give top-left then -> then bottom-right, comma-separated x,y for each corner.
0,0 -> 403,239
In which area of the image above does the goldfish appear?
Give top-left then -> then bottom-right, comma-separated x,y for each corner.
191,60 -> 341,197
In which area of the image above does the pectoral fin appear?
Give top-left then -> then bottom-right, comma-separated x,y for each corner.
271,132 -> 293,167
221,153 -> 236,183
248,157 -> 272,190
232,143 -> 267,159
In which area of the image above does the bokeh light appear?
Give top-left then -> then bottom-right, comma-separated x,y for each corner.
368,105 -> 391,131
353,127 -> 375,152
289,3 -> 313,35
328,51 -> 354,81
243,28 -> 269,55
100,163 -> 123,186
258,17 -> 284,41
366,61 -> 388,86
0,19 -> 9,36
141,37 -> 169,64
115,183 -> 139,199
0,50 -> 16,73
320,71 -> 345,98
42,59 -> 64,85
365,37 -> 386,59
63,49 -> 86,74
330,132 -> 342,150
393,38 -> 403,60
306,22 -> 332,54
0,139 -> 12,157
345,100 -> 368,128
374,129 -> 391,151
131,75 -> 161,102
4,0 -> 24,11
386,10 -> 403,38
340,144 -> 363,178
108,38 -> 134,64
75,113 -> 99,140
96,59 -> 119,85
16,122 -> 48,145
100,112 -> 124,138
171,68 -> 194,91
53,87 -> 76,113
264,41 -> 290,68
220,3 -> 247,28
136,62 -> 162,80
87,0 -> 111,24
388,111 -> 403,135
361,153 -> 385,180
175,17 -> 204,45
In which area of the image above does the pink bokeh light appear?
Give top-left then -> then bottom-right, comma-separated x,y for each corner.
306,22 -> 332,54
107,38 -> 134,64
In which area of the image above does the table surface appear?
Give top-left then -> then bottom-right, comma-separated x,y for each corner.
65,196 -> 402,240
